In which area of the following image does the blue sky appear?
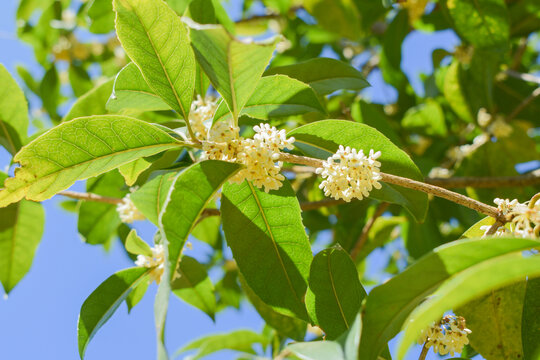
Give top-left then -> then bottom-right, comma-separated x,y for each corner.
0,1 -> 463,359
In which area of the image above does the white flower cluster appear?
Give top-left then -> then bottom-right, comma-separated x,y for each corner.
481,197 -> 540,239
202,122 -> 295,192
116,194 -> 145,223
418,315 -> 471,356
189,95 -> 219,141
134,244 -> 165,284
315,145 -> 382,202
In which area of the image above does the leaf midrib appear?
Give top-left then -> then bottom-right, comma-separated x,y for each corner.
13,142 -> 179,194
327,251 -> 349,329
0,119 -> 17,155
247,181 -> 303,307
132,5 -> 188,119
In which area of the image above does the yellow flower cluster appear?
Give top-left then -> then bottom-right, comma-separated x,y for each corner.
418,315 -> 471,356
134,244 -> 165,284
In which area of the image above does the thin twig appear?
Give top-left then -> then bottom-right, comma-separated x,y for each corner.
426,170 -> 540,189
278,153 -> 505,220
58,190 -> 123,205
507,86 -> 540,121
380,172 -> 503,220
350,202 -> 389,261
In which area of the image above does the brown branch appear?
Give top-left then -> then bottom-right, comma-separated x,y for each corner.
426,170 -> 540,189
503,69 -> 540,85
350,202 -> 389,261
507,86 -> 540,121
58,190 -> 123,205
380,172 -> 503,220
418,343 -> 429,360
484,220 -> 505,237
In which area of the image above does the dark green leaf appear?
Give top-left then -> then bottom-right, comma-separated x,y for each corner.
306,247 -> 366,339
522,277 -> 540,360
171,255 -> 216,320
240,274 -> 307,341
221,180 -> 312,320
160,161 -> 242,280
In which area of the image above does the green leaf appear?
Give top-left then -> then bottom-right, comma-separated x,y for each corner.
126,276 -> 150,313
77,267 -> 151,359
443,61 -> 474,123
114,0 -> 196,120
188,22 -> 278,122
265,58 -> 369,96
125,229 -> 153,257
0,64 -> 28,155
78,171 -> 126,245
171,255 -> 216,320
359,237 -> 540,360
522,278 -> 540,360
221,180 -> 312,320
443,0 -> 509,48
107,63 -> 171,112
240,274 -> 307,341
212,75 -> 325,123
118,158 -> 152,186
306,247 -> 366,339
461,216 -> 495,239
131,172 -> 177,226
288,120 -> 428,222
86,0 -> 115,34
160,160 -> 242,280
397,253 -> 540,359
340,314 -> 362,360
0,200 -> 44,294
63,79 -> 114,122
304,0 -> 361,40
40,65 -> 60,122
356,216 -> 405,261
178,330 -> 269,360
287,341 -> 345,360
0,115 -> 181,207
69,64 -> 93,98
456,282 -> 526,360
401,99 -> 447,137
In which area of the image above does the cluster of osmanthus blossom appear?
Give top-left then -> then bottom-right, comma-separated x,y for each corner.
481,197 -> 540,238
315,145 -> 382,202
418,315 -> 472,356
116,193 -> 145,223
187,96 -> 295,192
134,244 -> 165,284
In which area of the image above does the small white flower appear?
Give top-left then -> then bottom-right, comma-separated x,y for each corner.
315,145 -> 382,202
135,244 -> 164,284
485,197 -> 540,239
494,198 -> 519,215
189,95 -> 219,141
116,194 -> 145,223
